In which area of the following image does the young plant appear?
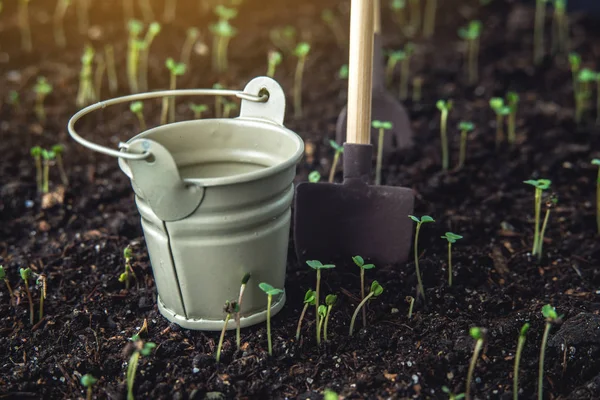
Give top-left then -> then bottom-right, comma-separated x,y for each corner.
551,0 -> 568,55
36,274 -> 46,321
50,144 -> 68,186
323,294 -> 337,341
328,140 -> 344,183
406,295 -> 415,319
126,338 -> 156,400
20,267 -> 34,325
105,45 -> 119,95
436,100 -> 453,171
80,374 -> 97,400
423,0 -> 438,38
352,255 -> 375,327
456,121 -> 474,170
506,92 -> 520,144
595,73 -> 600,125
8,90 -> 20,111
321,9 -> 346,48
538,194 -> 557,259
34,77 -> 53,123
513,323 -> 530,400
390,0 -> 407,27
258,282 -> 284,355
409,215 -> 435,300
575,68 -> 596,124
187,103 -> 207,119
76,46 -> 96,107
466,327 -> 486,400
539,305 -> 561,400
130,101 -> 147,131
162,58 -> 187,124
338,64 -> 349,80
139,22 -> 162,92
441,232 -> 463,287
458,21 -> 482,85
53,0 -> 71,48
269,25 -> 297,55
317,305 -> 327,342
349,281 -> 383,336
267,50 -> 282,78
388,44 -> 415,100
94,53 -> 106,100
592,159 -> 600,234
180,27 -> 199,67
306,260 -> 335,344
30,146 -> 43,193
210,19 -> 237,73
18,0 -> 32,53
523,179 -> 552,259
119,246 -> 138,289
412,76 -> 423,102
293,43 -> 311,118
216,300 -> 239,362
213,82 -> 224,118
489,98 -> 511,148
0,266 -> 15,305
127,20 -> 144,93
235,273 -> 251,348
442,386 -> 466,400
308,171 -> 321,183
534,0 -> 550,64
41,149 -> 56,194
372,120 -> 393,185
222,99 -> 238,118
296,289 -> 316,340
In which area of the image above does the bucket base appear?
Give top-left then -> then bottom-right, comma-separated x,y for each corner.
157,292 -> 286,331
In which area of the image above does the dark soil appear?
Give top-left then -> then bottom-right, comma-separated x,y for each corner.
2,0 -> 600,399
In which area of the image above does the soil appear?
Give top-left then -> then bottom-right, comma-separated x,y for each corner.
1,0 -> 600,399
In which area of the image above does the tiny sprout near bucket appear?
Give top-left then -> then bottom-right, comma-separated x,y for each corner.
68,77 -> 304,331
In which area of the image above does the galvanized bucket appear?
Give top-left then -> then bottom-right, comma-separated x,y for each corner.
68,77 -> 304,330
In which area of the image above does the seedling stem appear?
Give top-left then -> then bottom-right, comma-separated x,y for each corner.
52,145 -> 69,186
592,159 -> 600,234
539,305 -> 560,400
130,102 -> 147,131
216,300 -> 239,362
406,296 -> 415,319
328,140 -> 344,183
53,0 -> 71,48
306,260 -> 335,344
126,338 -> 156,400
36,274 -> 46,321
506,92 -> 520,144
162,58 -> 187,124
189,103 -> 208,119
372,120 -> 393,185
139,22 -> 162,92
524,179 -> 552,258
466,327 -> 486,400
20,268 -> 34,325
352,256 -> 375,327
321,9 -> 346,49
80,374 -> 98,400
35,77 -> 53,124
180,27 -> 199,67
259,283 -> 284,355
296,289 -> 316,340
293,43 -> 311,118
534,0 -> 549,64
41,149 -> 56,194
441,232 -> 463,287
349,281 -> 383,336
457,121 -> 474,170
0,266 -> 15,305
436,100 -> 452,171
423,0 -> 437,38
409,215 -> 435,300
76,46 -> 96,107
236,273 -> 251,348
490,98 -> 510,148
267,51 -> 282,78
31,146 -> 43,193
105,45 -> 119,94
513,323 -> 530,400
323,294 -> 337,341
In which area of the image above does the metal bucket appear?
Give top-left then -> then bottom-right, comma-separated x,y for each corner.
68,77 -> 304,330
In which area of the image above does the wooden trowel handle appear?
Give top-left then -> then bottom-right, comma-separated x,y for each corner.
346,0 -> 374,146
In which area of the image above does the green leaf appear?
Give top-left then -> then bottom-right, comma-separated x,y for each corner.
294,42 -> 311,57
325,294 -> 337,306
308,171 -> 321,183
303,289 -> 316,305
318,305 -> 327,317
362,263 -> 375,270
568,53 -> 581,69
592,159 -> 600,166
140,342 -> 156,356
30,146 -> 42,157
489,97 -> 504,111
381,121 -> 393,130
306,260 -> 323,269
338,64 -> 349,79
523,179 -> 551,190
130,101 -> 143,113
408,215 -> 420,223
124,246 -> 133,259
370,280 -> 383,296
388,50 -> 406,62
268,50 -> 282,66
519,322 -> 530,337
442,232 -> 463,243
214,5 -> 238,20
329,140 -> 343,153
35,77 -> 53,95
118,272 -> 128,282
259,282 -> 284,296
0,265 -> 5,280
241,273 -> 251,285
458,121 -> 474,132
41,150 -> 56,161
80,374 -> 98,388
323,390 -> 339,400
421,215 -> 435,223
149,22 -> 162,35
51,144 -> 64,154
499,106 -> 511,116
469,326 -> 485,340
541,304 -> 558,321
186,27 -> 199,39
506,92 -> 520,106
578,68 -> 596,83
189,103 -> 208,114
352,255 -> 364,267
20,267 -> 31,282
128,19 -> 144,36
371,120 -> 383,129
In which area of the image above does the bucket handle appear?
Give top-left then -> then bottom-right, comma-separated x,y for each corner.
67,79 -> 276,161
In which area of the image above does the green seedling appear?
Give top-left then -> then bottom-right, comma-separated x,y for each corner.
126,338 -> 156,400
323,390 -> 339,400
506,92 -> 520,144
534,0 -> 550,64
328,140 -> 344,183
258,282 -> 284,355
442,386 -> 466,400
458,21 -> 482,85
138,0 -> 154,22
210,19 -> 237,73
569,53 -> 582,121
163,0 -> 177,22
592,159 -> 600,234
406,295 -> 415,319
20,268 -> 34,325
308,171 -> 321,183
216,300 -> 239,362
513,323 -> 530,400
386,51 -> 405,91
127,20 -> 144,93
539,305 -> 561,400
409,215 -> 435,300
8,90 -> 20,111
595,73 -> 600,125
80,374 -> 97,400
436,100 -> 453,171
76,46 -> 96,107
269,25 -> 297,54
391,44 -> 415,100
36,274 -> 46,321
306,260 -> 335,344
34,77 -> 53,124
575,68 -> 596,124
0,266 -> 15,305
41,149 -> 56,194
339,64 -> 349,80
349,280 -> 383,336
538,194 -> 557,259
423,0 -> 438,38
180,27 -> 199,67
390,0 -> 407,28
267,50 -> 282,78
321,9 -> 346,48
130,102 -> 146,131
162,58 -> 187,125
456,121 -> 474,170
317,305 -> 327,342
466,327 -> 486,400
53,0 -> 71,48
489,98 -> 511,148
31,146 -> 43,193
51,145 -> 68,186
552,0 -> 568,54
323,294 -> 337,341
222,99 -> 238,118
523,179 -> 552,259
296,289 -> 316,340
119,246 -> 138,289
94,53 -> 106,100
189,103 -> 208,119
372,120 -> 393,185
409,0 -> 421,33
293,42 -> 311,118
139,22 -> 162,92
441,232 -> 462,287
214,4 -> 238,21
352,255 -> 375,327
18,0 -> 32,52
236,273 -> 251,348
213,83 -> 224,118
412,76 -> 423,102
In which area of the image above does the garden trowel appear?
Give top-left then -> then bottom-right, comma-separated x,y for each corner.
335,0 -> 414,155
294,0 -> 415,266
